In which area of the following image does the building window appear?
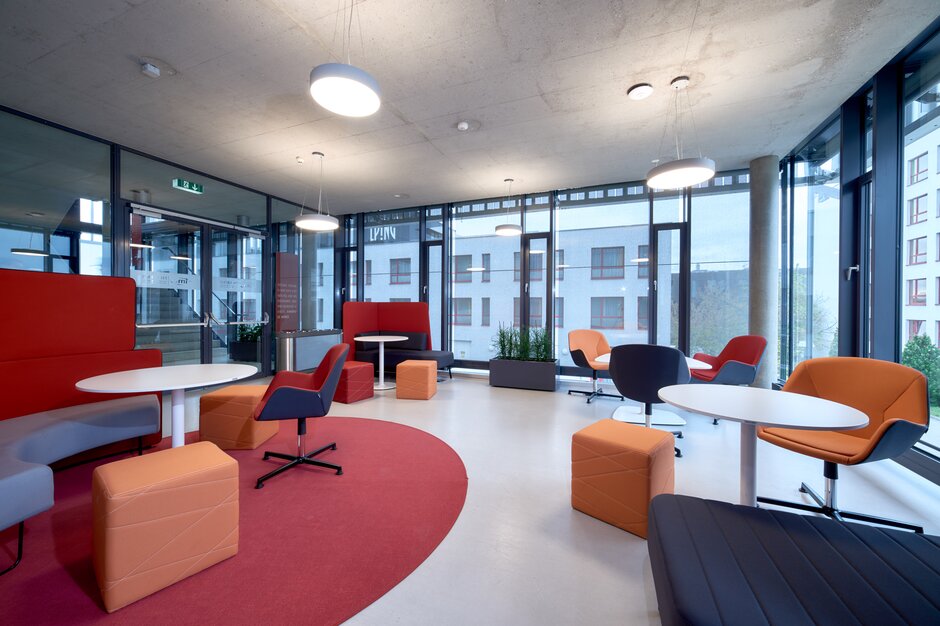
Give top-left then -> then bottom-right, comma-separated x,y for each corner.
909,152 -> 928,185
637,296 -> 649,330
908,236 -> 927,265
909,194 -> 928,224
390,257 -> 411,284
482,297 -> 490,326
317,298 -> 323,323
908,319 -> 925,339
481,253 -> 491,282
514,251 -> 544,282
908,278 -> 926,306
317,262 -> 324,286
556,249 -> 565,280
513,297 -> 543,327
591,297 -> 624,329
454,254 -> 472,283
554,297 -> 564,327
636,244 -> 649,279
390,298 -> 411,302
591,247 -> 624,279
453,297 -> 472,325
365,259 -> 372,286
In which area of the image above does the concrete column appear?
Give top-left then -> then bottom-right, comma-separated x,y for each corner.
749,155 -> 780,388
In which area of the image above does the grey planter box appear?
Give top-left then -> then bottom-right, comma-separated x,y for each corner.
489,359 -> 558,392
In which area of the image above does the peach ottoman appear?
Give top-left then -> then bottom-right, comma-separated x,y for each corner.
92,441 -> 239,612
199,385 -> 279,449
335,360 -> 375,404
396,360 -> 437,400
571,419 -> 674,538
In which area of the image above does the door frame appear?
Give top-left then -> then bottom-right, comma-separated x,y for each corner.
649,222 -> 690,354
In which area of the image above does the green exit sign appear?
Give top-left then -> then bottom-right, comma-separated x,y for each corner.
172,178 -> 204,194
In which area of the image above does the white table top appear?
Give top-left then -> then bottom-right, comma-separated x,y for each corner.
595,352 -> 711,370
658,384 -> 869,430
76,363 -> 258,394
354,335 -> 408,343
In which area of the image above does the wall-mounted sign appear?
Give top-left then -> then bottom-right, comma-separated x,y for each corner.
275,252 -> 300,332
172,178 -> 204,194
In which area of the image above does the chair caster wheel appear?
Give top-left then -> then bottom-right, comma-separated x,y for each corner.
255,482 -> 264,489
675,449 -> 682,458
336,469 -> 343,476
676,433 -> 683,439
799,486 -> 808,493
263,453 -> 270,460
331,443 -> 337,450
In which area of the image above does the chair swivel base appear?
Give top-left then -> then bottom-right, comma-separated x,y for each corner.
256,442 -> 342,489
568,388 -> 624,404
757,483 -> 924,533
0,522 -> 24,576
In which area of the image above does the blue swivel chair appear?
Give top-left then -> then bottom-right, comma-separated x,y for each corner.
254,343 -> 348,489
608,344 -> 690,458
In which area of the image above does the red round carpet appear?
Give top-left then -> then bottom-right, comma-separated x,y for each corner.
0,417 -> 468,625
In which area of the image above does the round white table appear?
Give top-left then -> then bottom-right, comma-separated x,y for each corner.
658,384 -> 868,506
77,363 -> 257,448
354,335 -> 407,391
594,353 -> 711,427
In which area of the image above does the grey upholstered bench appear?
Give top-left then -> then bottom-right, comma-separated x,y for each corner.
647,494 -> 940,626
0,396 -> 160,574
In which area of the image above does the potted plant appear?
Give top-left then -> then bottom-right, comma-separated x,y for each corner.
230,323 -> 262,362
489,323 -> 558,391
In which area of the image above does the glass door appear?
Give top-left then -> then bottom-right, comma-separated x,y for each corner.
208,227 -> 266,368
130,210 -> 204,365
650,223 -> 689,353
421,241 -> 444,350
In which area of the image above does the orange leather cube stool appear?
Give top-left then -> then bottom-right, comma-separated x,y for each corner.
571,419 -> 674,538
335,360 -> 375,404
396,360 -> 437,400
92,441 -> 239,612
199,385 -> 279,449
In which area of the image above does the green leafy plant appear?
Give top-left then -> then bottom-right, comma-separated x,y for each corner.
531,326 -> 552,362
901,333 -> 940,405
237,323 -> 262,342
491,323 -> 554,362
515,325 -> 531,360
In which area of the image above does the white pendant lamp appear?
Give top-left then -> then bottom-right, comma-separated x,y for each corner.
295,152 -> 339,232
646,76 -> 715,190
309,1 -> 380,118
494,178 -> 522,237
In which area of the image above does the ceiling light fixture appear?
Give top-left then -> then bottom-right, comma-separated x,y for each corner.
309,0 -> 380,117
130,242 -> 155,249
494,178 -> 522,237
170,255 -> 192,261
11,229 -> 48,257
646,76 -> 715,190
467,267 -> 486,272
627,83 -> 653,100
295,152 -> 339,232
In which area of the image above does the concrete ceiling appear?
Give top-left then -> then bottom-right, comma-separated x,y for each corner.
1,0 -> 938,217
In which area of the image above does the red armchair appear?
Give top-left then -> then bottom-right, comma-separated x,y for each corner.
692,335 -> 767,385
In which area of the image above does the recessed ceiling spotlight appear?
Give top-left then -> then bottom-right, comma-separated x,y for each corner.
296,156 -> 305,165
455,119 -> 480,132
670,76 -> 690,90
627,83 -> 654,100
393,193 -> 410,199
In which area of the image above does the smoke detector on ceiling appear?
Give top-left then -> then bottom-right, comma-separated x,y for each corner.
137,57 -> 178,79
140,62 -> 160,79
455,119 -> 480,132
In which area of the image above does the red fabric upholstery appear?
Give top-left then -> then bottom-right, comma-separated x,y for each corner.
335,361 -> 374,404
342,302 -> 433,360
691,335 -> 766,382
253,343 -> 348,419
0,269 -> 162,450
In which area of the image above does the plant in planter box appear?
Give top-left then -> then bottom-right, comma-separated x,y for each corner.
489,323 -> 557,391
230,323 -> 262,361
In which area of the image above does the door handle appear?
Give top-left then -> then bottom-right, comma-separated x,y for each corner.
423,285 -> 428,294
525,283 -> 529,294
844,265 -> 859,280
653,279 -> 657,291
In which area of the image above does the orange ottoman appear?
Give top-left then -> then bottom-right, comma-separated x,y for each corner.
335,360 -> 375,404
199,385 -> 279,449
92,441 -> 239,612
396,360 -> 437,400
571,420 -> 674,538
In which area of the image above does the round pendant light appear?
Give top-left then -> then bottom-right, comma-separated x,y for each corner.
296,213 -> 340,231
309,63 -> 381,118
10,247 -> 49,257
495,223 -> 523,237
647,157 -> 716,190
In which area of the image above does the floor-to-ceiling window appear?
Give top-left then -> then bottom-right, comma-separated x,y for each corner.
363,209 -> 420,302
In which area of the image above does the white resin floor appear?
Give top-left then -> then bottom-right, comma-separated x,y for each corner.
169,374 -> 940,625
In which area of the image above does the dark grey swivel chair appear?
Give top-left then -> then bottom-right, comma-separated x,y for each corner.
608,344 -> 690,458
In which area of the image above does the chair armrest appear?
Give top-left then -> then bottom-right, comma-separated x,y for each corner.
255,386 -> 326,421
693,353 -> 719,367
861,418 -> 928,463
711,360 -> 758,385
267,370 -> 312,391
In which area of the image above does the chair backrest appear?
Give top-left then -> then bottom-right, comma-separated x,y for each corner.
716,335 -> 767,367
255,343 -> 348,421
609,344 -> 691,404
568,329 -> 611,367
315,343 -> 349,414
783,357 -> 928,444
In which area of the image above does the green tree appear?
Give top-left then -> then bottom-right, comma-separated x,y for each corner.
901,334 -> 940,405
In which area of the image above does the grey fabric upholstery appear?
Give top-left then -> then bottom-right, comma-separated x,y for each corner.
0,396 -> 160,531
647,494 -> 940,626
354,331 -> 454,373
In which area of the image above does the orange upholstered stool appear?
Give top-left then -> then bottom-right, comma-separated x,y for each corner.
92,441 -> 239,612
335,360 -> 375,404
396,360 -> 437,400
571,419 -> 674,538
199,385 -> 279,449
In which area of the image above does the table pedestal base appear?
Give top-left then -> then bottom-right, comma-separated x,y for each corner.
171,388 -> 185,448
740,422 -> 757,506
611,406 -> 687,427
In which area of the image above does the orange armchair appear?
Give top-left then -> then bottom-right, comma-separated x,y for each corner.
567,330 -> 623,404
757,357 -> 929,532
